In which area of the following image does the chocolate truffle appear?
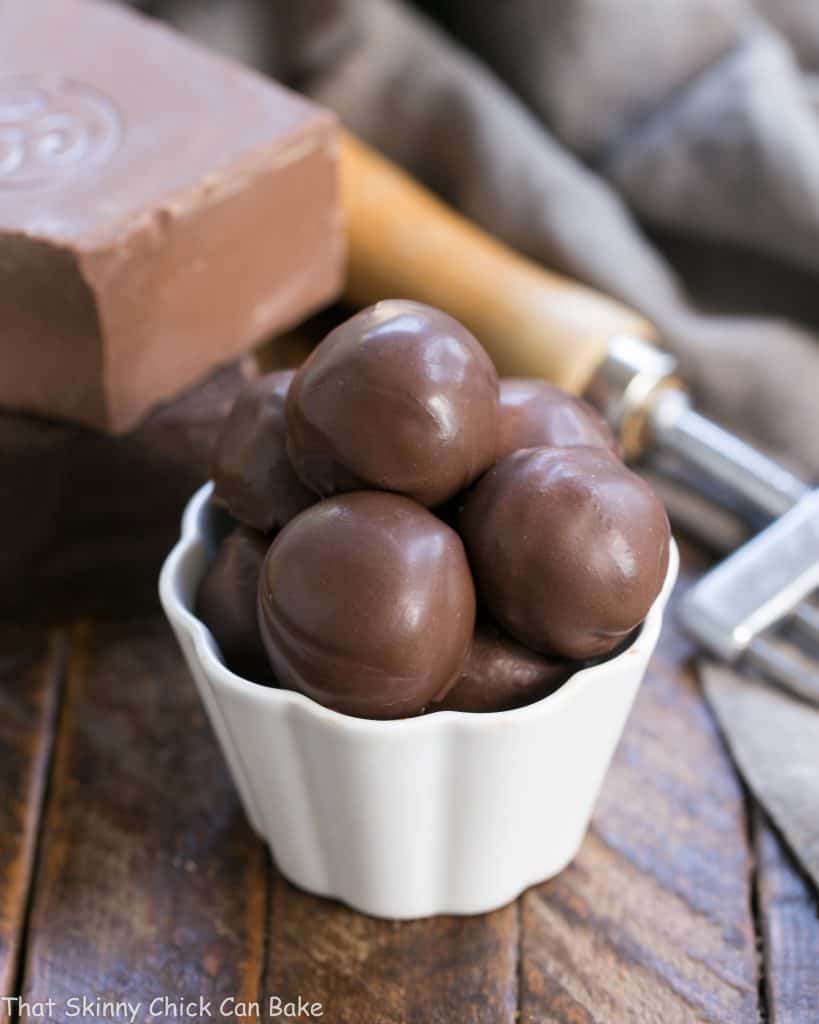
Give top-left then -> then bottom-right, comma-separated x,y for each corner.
258,492 -> 476,719
196,527 -> 272,680
432,618 -> 573,713
286,301 -> 500,507
459,447 -> 670,660
497,379 -> 618,460
212,371 -> 316,533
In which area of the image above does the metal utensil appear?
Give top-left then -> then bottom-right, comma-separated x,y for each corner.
679,491 -> 819,704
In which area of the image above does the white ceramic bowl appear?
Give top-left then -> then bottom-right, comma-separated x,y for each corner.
160,483 -> 678,919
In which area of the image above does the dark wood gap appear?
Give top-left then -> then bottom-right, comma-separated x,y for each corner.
8,630 -> 70,1024
743,788 -> 769,1024
514,896 -> 523,1023
753,805 -> 819,1024
257,854 -> 275,1024
0,628 -> 68,1024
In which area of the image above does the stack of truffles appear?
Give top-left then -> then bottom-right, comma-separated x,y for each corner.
198,301 -> 671,719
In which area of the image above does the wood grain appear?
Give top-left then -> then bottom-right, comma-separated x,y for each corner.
19,618 -> 268,1024
263,878 -> 518,1024
0,628 -> 65,1024
518,545 -> 759,1024
754,808 -> 819,1024
3,542 -> 776,1024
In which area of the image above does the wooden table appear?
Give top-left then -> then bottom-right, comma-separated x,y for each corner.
2,539 -> 817,1024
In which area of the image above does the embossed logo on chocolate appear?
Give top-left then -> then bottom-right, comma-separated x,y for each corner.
0,74 -> 122,188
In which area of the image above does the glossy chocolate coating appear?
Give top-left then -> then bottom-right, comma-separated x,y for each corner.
459,447 -> 670,659
196,527 -> 272,681
497,379 -> 618,459
258,492 -> 476,719
432,618 -> 574,713
212,371 -> 316,533
286,301 -> 500,507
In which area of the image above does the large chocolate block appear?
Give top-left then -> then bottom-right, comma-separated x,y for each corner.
0,0 -> 343,431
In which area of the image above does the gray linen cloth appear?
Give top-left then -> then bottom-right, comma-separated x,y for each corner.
143,0 -> 819,885
153,0 -> 819,475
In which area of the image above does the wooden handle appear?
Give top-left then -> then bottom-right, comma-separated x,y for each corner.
340,133 -> 655,394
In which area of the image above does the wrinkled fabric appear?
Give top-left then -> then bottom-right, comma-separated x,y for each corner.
153,0 -> 819,475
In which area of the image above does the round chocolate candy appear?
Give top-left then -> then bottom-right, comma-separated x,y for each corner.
459,446 -> 670,660
431,617 -> 573,713
258,492 -> 476,719
286,301 -> 499,507
212,370 -> 316,533
496,379 -> 618,460
196,527 -> 272,681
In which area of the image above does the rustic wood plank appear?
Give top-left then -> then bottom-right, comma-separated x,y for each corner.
19,618 -> 268,1024
519,542 -> 760,1024
754,807 -> 819,1024
0,628 -> 65,1024
9,538 -> 768,1024
263,878 -> 518,1024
